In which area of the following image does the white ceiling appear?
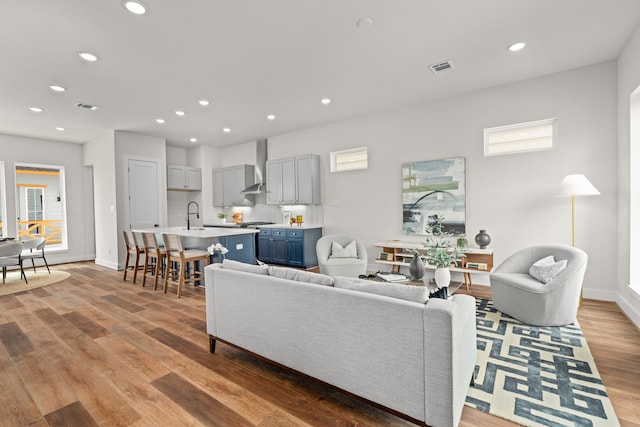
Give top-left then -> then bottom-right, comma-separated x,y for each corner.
1,0 -> 639,148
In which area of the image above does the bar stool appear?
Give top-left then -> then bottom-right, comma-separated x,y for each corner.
162,233 -> 209,298
123,231 -> 144,283
140,232 -> 166,290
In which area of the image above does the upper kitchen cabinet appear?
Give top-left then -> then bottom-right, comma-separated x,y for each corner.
213,164 -> 255,207
266,154 -> 320,205
167,165 -> 202,191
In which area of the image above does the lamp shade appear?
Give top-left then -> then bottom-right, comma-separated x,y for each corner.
558,174 -> 600,197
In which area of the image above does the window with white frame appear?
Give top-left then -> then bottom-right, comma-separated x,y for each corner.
484,118 -> 557,156
15,164 -> 66,249
330,147 -> 368,172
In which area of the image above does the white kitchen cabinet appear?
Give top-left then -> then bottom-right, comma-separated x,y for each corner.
167,165 -> 202,191
213,168 -> 224,207
212,164 -> 255,207
266,157 -> 296,204
295,154 -> 320,204
266,154 -> 320,205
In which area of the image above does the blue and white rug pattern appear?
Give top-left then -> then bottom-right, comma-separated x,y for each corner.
465,298 -> 619,427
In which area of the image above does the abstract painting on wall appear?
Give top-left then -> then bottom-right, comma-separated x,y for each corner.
402,157 -> 466,236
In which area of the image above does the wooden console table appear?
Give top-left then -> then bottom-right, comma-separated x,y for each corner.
374,241 -> 494,289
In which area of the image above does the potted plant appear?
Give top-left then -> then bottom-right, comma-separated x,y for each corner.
424,215 -> 463,289
456,237 -> 468,250
207,242 -> 229,263
217,212 -> 227,224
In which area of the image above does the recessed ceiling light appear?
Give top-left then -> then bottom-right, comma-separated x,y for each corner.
266,114 -> 276,121
356,17 -> 373,29
156,118 -> 165,124
321,98 -> 331,105
56,127 -> 65,131
223,128 -> 231,133
29,107 -> 43,113
49,85 -> 66,92
190,138 -> 197,143
175,110 -> 185,117
78,52 -> 98,62
123,1 -> 147,15
508,42 -> 526,52
198,99 -> 210,106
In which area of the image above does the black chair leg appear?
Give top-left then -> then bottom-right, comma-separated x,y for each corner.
31,259 -> 36,273
20,262 -> 28,284
43,255 -> 50,273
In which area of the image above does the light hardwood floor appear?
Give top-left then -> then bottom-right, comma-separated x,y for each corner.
0,262 -> 638,426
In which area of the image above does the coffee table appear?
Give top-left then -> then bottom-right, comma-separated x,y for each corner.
363,273 -> 463,297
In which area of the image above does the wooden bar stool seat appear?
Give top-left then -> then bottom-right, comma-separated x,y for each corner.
141,232 -> 166,290
162,233 -> 209,298
123,231 -> 144,283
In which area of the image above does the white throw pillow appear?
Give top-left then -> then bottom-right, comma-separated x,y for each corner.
330,240 -> 358,259
529,255 -> 567,284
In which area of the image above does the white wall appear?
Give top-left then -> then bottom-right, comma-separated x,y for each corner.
267,61 -> 618,295
616,23 -> 640,327
84,130 -> 119,268
0,133 -> 93,263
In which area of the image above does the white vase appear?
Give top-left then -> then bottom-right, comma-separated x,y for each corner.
220,218 -> 226,224
435,267 -> 451,289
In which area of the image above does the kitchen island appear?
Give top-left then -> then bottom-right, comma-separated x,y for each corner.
134,226 -> 258,264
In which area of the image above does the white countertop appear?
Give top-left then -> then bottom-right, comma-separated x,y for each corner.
134,226 -> 258,238
259,224 -> 323,230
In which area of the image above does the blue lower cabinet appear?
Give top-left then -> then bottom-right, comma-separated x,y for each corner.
257,227 -> 322,268
271,238 -> 288,264
287,238 -> 304,266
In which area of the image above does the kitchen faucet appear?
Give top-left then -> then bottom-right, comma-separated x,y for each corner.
186,201 -> 200,230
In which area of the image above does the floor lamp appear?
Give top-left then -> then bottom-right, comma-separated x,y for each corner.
558,174 -> 600,304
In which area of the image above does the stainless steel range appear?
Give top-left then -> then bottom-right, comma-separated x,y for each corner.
237,221 -> 275,228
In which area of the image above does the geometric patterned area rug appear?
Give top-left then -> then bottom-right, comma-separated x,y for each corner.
0,270 -> 70,296
465,298 -> 620,427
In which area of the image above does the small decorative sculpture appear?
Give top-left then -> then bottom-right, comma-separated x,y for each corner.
409,251 -> 425,280
475,230 -> 491,249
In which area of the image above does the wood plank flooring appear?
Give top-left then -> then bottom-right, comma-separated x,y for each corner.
0,262 -> 637,426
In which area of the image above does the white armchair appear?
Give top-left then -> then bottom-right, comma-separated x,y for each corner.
490,245 -> 588,326
316,234 -> 367,278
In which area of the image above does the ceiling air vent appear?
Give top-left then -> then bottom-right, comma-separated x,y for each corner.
75,102 -> 99,110
429,60 -> 455,75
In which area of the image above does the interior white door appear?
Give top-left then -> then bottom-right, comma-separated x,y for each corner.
128,159 -> 159,230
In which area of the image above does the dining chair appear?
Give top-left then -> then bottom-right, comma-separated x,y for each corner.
140,232 -> 166,290
0,241 -> 28,284
162,233 -> 209,298
20,237 -> 50,274
123,231 -> 144,283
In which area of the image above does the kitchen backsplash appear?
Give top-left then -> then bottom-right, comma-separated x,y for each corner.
167,191 -> 324,227
226,203 -> 323,225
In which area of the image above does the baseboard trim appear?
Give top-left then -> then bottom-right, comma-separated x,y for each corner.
617,291 -> 640,330
95,258 -> 119,270
582,288 -> 618,302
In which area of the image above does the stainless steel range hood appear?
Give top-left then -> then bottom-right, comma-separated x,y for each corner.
241,138 -> 267,194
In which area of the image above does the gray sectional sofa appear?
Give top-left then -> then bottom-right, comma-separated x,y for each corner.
204,260 -> 477,427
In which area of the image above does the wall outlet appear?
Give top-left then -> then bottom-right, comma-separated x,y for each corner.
236,243 -> 243,250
